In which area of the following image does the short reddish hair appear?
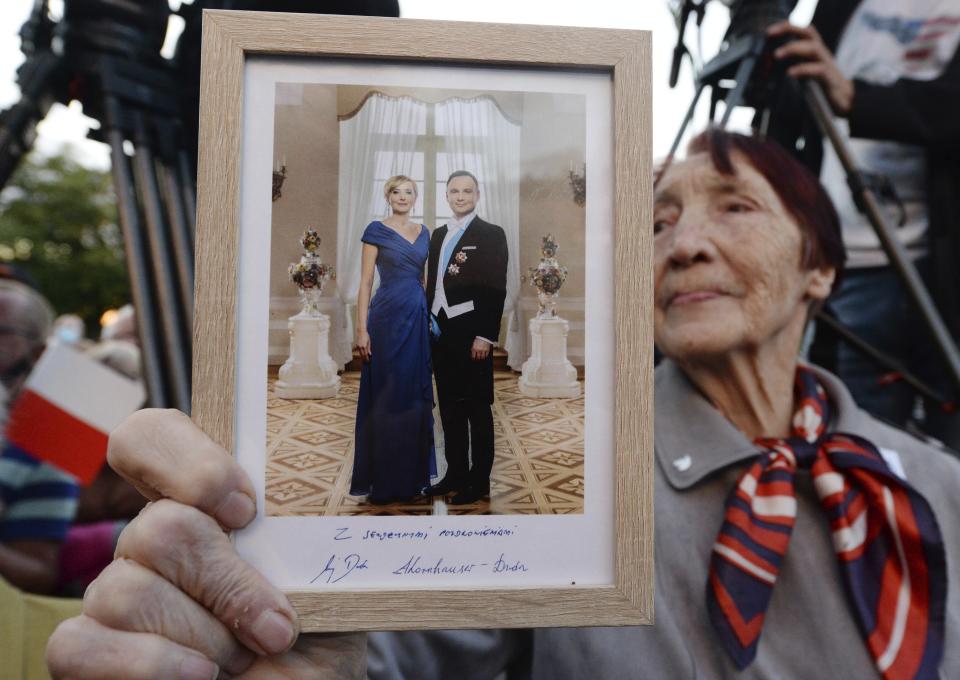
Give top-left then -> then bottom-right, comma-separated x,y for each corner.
682,128 -> 846,279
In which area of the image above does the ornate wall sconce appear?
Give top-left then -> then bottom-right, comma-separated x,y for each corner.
272,164 -> 287,202
568,162 -> 585,207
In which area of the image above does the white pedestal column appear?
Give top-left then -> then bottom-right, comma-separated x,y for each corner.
276,312 -> 340,399
519,317 -> 581,398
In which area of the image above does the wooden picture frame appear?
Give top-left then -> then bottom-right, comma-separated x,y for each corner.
194,10 -> 652,631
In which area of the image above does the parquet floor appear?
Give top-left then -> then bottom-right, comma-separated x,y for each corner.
265,371 -> 584,516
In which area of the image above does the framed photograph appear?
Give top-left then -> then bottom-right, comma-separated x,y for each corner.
194,10 -> 652,631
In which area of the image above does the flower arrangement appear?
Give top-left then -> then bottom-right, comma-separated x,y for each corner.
540,234 -> 559,259
528,234 -> 568,318
529,266 -> 567,296
300,227 -> 322,255
288,259 -> 334,289
289,227 -> 335,314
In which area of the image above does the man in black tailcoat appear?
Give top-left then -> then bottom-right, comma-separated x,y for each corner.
424,171 -> 508,505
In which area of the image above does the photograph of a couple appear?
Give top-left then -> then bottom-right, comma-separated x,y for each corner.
264,82 -> 587,517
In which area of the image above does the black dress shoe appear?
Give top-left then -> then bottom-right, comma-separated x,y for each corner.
450,487 -> 490,505
423,478 -> 462,496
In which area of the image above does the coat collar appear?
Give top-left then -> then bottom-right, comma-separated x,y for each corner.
448,211 -> 477,233
654,359 -> 872,490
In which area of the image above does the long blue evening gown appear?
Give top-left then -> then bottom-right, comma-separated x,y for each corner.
350,221 -> 436,502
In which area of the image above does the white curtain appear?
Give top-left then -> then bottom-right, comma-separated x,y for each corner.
435,98 -> 522,369
334,95 -> 427,367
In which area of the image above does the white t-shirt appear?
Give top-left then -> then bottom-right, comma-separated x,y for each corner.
819,0 -> 960,268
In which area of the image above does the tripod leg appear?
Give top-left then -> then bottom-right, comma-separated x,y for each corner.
815,310 -> 951,406
663,82 -> 705,176
177,148 -> 197,238
131,114 -> 193,413
719,52 -> 759,128
104,119 -> 168,408
158,159 -> 195,327
802,80 -> 960,398
0,53 -> 60,189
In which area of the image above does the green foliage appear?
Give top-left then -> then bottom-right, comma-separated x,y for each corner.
0,151 -> 128,336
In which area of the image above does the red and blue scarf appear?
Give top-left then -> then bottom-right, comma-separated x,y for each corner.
707,367 -> 946,679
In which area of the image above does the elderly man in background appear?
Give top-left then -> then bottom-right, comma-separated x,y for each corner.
0,278 -> 79,594
45,130 -> 960,679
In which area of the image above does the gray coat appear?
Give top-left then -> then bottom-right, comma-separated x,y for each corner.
368,361 -> 960,679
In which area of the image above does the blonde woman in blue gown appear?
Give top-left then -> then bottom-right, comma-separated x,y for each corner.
350,175 -> 435,504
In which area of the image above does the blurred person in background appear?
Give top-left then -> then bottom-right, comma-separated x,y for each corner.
0,373 -> 82,680
51,314 -> 87,348
0,278 -> 53,397
57,339 -> 146,595
100,304 -> 138,346
0,278 -> 79,594
85,339 -> 141,384
766,0 -> 960,448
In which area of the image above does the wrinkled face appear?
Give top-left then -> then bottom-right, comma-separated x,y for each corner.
446,176 -> 479,218
653,152 -> 834,361
387,181 -> 417,215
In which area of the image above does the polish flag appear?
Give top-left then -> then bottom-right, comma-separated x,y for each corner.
5,342 -> 146,485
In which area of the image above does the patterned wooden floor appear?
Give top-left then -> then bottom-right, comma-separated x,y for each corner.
265,371 -> 584,516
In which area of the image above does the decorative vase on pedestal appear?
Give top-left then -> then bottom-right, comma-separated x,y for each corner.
527,234 -> 567,320
519,234 -> 580,398
275,228 -> 340,399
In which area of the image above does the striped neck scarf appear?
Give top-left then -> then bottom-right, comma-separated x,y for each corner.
707,367 -> 946,679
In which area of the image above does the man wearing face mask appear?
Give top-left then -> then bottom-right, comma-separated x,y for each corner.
0,277 -> 80,594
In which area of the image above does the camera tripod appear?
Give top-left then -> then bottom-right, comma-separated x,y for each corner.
666,0 -> 960,412
0,0 -> 196,411
0,0 -> 400,410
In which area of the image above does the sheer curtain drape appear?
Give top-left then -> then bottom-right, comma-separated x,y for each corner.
435,98 -> 522,368
334,95 -> 426,367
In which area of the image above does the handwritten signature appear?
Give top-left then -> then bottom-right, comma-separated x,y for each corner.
393,553 -> 529,576
310,553 -> 369,584
311,553 -> 529,584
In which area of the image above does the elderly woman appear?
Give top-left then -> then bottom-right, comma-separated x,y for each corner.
46,130 -> 960,679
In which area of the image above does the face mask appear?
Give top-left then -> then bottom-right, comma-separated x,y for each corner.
56,327 -> 82,344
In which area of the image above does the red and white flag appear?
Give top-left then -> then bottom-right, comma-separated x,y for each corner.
5,342 -> 146,485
